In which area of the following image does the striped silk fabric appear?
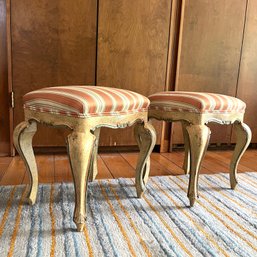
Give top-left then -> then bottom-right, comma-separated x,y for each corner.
23,86 -> 150,118
148,91 -> 246,114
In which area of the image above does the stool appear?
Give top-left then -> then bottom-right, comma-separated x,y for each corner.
148,91 -> 251,206
13,86 -> 156,231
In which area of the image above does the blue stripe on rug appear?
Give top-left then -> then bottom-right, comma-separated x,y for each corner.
158,176 -> 247,257
201,174 -> 257,229
102,179 -> 167,257
60,183 -> 79,257
1,172 -> 257,257
202,175 -> 257,228
147,178 -> 217,257
36,187 -> 44,257
88,183 -> 120,257
115,179 -> 176,256
25,189 -> 37,257
118,178 -> 187,257
63,183 -> 81,257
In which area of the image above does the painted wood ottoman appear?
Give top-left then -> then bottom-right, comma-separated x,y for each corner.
13,86 -> 156,231
148,91 -> 251,207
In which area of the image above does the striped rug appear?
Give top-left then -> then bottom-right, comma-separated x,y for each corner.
1,173 -> 257,257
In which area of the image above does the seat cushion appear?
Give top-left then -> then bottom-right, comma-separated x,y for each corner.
23,86 -> 150,118
148,91 -> 246,114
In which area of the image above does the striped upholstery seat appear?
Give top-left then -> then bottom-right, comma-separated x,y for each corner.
23,86 -> 150,118
148,91 -> 246,114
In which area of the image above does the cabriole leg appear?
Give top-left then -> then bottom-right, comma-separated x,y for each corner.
13,121 -> 38,205
186,124 -> 210,207
89,127 -> 101,182
181,121 -> 191,174
230,122 -> 251,189
67,130 -> 95,232
134,122 -> 156,198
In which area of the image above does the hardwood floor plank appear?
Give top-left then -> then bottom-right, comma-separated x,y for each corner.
37,155 -> 55,183
161,151 -> 210,173
0,149 -> 256,185
23,154 -> 55,184
54,154 -> 113,182
100,153 -> 135,178
0,158 -> 12,182
0,157 -> 12,164
54,154 -> 73,183
237,150 -> 257,171
120,152 -> 174,176
151,153 -> 184,175
96,156 -> 114,179
208,151 -> 250,172
118,153 -> 137,169
214,150 -> 257,171
0,157 -> 26,185
201,152 -> 230,173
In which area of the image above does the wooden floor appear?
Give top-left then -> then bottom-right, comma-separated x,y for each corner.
0,149 -> 257,185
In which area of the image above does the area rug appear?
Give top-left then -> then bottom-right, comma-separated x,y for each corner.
0,173 -> 257,257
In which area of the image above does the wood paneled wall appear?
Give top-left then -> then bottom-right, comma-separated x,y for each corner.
11,0 -> 97,147
171,0 -> 248,146
0,0 -> 10,155
97,0 -> 172,146
0,0 -> 257,156
237,0 -> 257,143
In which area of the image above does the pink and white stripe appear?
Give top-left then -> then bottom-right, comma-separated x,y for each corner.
148,91 -> 246,114
23,86 -> 150,118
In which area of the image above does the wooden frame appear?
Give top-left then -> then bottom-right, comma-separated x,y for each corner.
149,109 -> 251,206
13,109 -> 156,231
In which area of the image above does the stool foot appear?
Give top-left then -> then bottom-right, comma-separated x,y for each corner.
186,124 -> 210,206
189,196 -> 196,207
230,181 -> 237,190
230,122 -> 251,189
24,184 -> 36,205
76,223 -> 85,232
